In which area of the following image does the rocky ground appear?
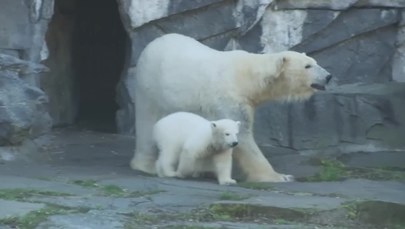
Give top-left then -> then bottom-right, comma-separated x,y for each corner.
0,128 -> 404,229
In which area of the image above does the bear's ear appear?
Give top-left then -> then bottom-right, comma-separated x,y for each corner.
236,121 -> 241,127
211,122 -> 217,128
274,56 -> 287,78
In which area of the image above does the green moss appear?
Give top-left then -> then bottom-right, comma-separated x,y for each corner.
162,226 -> 219,229
348,167 -> 405,181
127,189 -> 165,198
0,189 -> 72,201
273,218 -> 292,225
208,203 -> 307,222
302,158 -> 405,182
218,192 -> 250,201
238,182 -> 275,190
0,204 -> 90,229
71,179 -> 164,197
301,159 -> 348,182
71,179 -> 99,188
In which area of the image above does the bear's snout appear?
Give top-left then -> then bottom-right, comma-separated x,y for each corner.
231,142 -> 238,147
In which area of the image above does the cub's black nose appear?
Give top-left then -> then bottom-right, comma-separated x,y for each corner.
326,74 -> 332,83
231,142 -> 238,147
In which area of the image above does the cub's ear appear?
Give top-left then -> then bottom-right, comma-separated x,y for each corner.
236,121 -> 241,127
211,122 -> 217,128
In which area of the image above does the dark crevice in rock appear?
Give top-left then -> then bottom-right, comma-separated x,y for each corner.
42,0 -> 129,133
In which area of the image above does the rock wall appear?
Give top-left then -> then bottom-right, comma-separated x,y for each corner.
0,0 -> 404,162
0,0 -> 52,153
117,0 -> 405,157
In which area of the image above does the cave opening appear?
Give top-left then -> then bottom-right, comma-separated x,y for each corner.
43,0 -> 128,133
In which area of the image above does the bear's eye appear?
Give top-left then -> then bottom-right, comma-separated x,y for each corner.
305,64 -> 312,69
225,133 -> 230,136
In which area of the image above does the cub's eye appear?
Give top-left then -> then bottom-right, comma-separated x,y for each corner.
225,133 -> 230,136
305,64 -> 312,69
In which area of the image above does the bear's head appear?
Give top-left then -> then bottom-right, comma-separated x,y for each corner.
268,51 -> 332,102
210,119 -> 240,152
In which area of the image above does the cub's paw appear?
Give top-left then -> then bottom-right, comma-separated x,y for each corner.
219,179 -> 237,186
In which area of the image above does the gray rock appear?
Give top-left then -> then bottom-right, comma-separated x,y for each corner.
0,54 -> 49,74
0,200 -> 45,219
0,0 -> 31,49
294,9 -> 400,53
255,83 -> 405,154
168,0 -> 224,16
0,73 -> 51,145
392,9 -> 405,83
276,0 -> 405,10
37,210 -> 126,229
155,1 -> 237,40
276,0 -> 357,10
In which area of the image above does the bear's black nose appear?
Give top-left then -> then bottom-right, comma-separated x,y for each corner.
231,142 -> 238,147
326,74 -> 332,83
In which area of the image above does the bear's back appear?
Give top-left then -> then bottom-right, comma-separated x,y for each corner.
153,112 -> 212,148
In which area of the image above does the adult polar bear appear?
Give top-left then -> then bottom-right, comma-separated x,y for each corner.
130,33 -> 332,182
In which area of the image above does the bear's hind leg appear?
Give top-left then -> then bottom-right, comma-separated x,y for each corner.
130,103 -> 159,175
234,135 -> 294,182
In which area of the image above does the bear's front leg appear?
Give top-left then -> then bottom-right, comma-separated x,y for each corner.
234,134 -> 294,182
213,149 -> 236,185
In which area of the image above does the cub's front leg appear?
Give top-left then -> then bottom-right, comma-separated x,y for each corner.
213,149 -> 236,185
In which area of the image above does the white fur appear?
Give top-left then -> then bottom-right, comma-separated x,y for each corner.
130,33 -> 331,182
153,112 -> 240,185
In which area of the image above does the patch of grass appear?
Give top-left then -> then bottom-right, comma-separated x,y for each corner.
162,226 -> 219,229
348,167 -> 405,181
208,203 -> 308,223
273,218 -> 292,224
301,159 -> 348,182
123,208 -> 215,228
301,159 -> 405,182
127,189 -> 165,198
0,189 -> 72,201
71,179 -> 165,197
100,185 -> 127,197
218,192 -> 250,201
0,204 -> 90,229
342,202 -> 359,220
238,182 -> 275,190
126,212 -> 160,225
71,179 -> 99,188
101,186 -> 165,198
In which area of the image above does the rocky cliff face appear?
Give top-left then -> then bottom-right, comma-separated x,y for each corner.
0,0 -> 404,161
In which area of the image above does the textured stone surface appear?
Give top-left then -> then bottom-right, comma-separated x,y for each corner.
276,0 -> 405,10
0,0 -> 31,49
0,72 -> 51,145
0,130 -> 404,228
0,200 -> 45,219
0,0 -> 404,156
255,83 -> 405,156
393,9 -> 405,82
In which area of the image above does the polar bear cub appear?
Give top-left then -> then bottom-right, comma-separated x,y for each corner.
153,112 -> 240,185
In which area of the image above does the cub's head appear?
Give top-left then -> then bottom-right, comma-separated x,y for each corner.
210,119 -> 240,151
271,51 -> 332,101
